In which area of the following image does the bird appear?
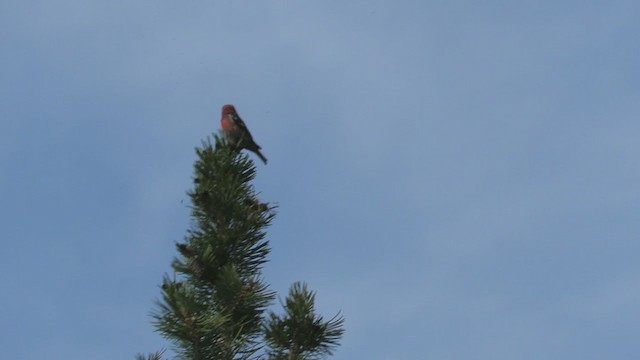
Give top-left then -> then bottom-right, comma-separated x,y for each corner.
220,104 -> 267,164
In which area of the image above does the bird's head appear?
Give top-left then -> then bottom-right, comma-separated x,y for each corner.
222,104 -> 237,116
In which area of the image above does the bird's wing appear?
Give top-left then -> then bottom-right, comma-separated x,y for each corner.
233,114 -> 255,138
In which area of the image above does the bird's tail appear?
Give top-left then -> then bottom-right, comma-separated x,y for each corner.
254,149 -> 268,164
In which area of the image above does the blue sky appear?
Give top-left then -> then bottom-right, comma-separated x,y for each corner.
2,1 -> 640,359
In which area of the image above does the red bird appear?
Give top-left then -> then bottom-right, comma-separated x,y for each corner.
220,104 -> 267,164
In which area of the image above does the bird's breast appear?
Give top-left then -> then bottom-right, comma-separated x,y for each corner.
221,118 -> 236,131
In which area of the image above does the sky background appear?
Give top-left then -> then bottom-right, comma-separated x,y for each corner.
2,1 -> 640,359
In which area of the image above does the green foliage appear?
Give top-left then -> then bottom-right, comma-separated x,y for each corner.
151,136 -> 275,360
135,350 -> 165,360
265,283 -> 345,360
140,134 -> 344,360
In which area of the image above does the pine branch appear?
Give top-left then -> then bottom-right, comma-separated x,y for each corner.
264,283 -> 345,360
135,350 -> 165,360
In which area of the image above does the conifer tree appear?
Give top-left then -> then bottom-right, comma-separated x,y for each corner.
138,136 -> 344,360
